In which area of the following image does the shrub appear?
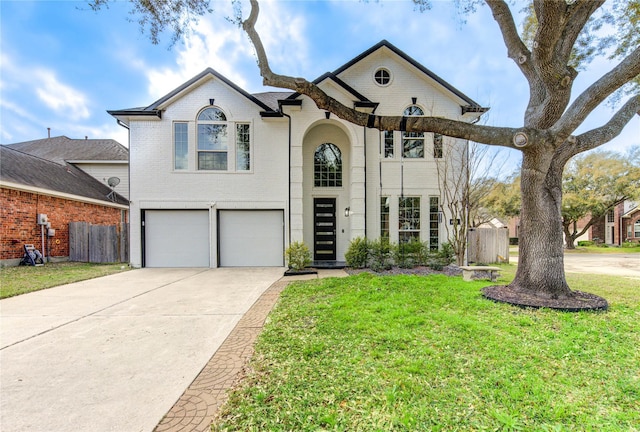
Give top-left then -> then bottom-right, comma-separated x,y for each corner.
577,240 -> 595,247
285,241 -> 312,271
426,242 -> 455,271
345,237 -> 369,268
369,238 -> 393,271
393,239 -> 425,268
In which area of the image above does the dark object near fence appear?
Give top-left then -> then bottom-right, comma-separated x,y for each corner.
19,244 -> 45,266
69,222 -> 128,263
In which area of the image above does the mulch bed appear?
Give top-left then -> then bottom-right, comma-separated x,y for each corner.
482,285 -> 608,312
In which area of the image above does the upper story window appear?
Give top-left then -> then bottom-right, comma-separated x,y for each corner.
433,133 -> 443,158
402,105 -> 425,158
174,122 -> 188,170
384,130 -> 394,158
197,107 -> 228,170
314,143 -> 342,187
374,68 -> 391,86
236,123 -> 251,171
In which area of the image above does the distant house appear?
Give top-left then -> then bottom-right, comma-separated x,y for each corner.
0,145 -> 128,265
108,40 -> 487,268
591,200 -> 640,245
6,135 -> 129,199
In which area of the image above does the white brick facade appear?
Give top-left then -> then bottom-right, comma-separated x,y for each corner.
110,41 -> 485,268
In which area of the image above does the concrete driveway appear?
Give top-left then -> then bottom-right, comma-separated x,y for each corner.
0,267 -> 284,432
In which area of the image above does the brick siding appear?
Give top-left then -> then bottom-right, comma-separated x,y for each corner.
1,188 -> 127,260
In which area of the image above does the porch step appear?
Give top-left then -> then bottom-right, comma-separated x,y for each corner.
311,260 -> 347,269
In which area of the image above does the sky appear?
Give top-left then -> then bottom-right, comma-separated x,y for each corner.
1,0 -> 638,171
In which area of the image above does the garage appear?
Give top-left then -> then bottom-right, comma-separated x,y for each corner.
218,210 -> 284,267
143,210 -> 210,267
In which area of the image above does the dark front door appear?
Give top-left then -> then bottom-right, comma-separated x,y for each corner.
314,197 -> 336,261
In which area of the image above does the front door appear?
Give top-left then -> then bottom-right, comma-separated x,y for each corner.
313,197 -> 336,261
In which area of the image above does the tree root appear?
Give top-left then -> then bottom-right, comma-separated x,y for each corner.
482,285 -> 608,312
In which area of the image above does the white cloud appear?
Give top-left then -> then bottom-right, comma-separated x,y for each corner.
33,69 -> 90,120
142,0 -> 309,99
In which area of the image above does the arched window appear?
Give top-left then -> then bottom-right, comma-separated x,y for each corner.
634,220 -> 640,238
402,105 -> 424,158
197,107 -> 228,170
314,143 -> 342,187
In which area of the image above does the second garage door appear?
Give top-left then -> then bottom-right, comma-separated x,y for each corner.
218,210 -> 284,267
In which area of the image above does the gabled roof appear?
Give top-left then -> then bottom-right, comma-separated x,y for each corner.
108,68 -> 278,121
5,136 -> 128,166
285,72 -> 374,103
0,146 -> 128,206
332,40 -> 486,111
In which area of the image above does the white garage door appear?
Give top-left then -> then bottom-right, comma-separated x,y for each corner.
144,210 -> 210,267
219,210 -> 284,267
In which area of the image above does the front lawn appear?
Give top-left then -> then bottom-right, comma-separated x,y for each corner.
0,262 -> 130,299
214,266 -> 639,431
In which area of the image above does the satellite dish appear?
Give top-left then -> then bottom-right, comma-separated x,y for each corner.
107,177 -> 120,187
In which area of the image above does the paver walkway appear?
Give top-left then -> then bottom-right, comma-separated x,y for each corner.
154,270 -> 348,432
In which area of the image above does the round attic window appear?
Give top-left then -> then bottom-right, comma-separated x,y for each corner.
374,68 -> 391,86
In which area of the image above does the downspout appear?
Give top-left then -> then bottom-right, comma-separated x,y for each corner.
115,118 -> 131,265
282,111 -> 292,247
363,126 -> 367,237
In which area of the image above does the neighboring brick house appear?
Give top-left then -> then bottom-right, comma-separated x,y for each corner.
0,146 -> 128,265
108,40 -> 488,268
591,200 -> 640,245
5,135 -> 129,199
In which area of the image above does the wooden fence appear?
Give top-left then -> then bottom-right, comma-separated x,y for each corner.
468,227 -> 509,264
69,222 -> 128,263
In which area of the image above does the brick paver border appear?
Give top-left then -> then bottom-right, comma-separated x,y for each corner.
154,279 -> 290,432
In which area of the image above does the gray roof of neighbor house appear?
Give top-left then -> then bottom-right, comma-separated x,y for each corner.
0,146 -> 128,206
5,136 -> 128,166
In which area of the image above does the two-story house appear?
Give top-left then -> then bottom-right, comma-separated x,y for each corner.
109,40 -> 487,268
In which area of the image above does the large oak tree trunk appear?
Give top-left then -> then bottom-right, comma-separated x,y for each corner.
509,150 -> 572,299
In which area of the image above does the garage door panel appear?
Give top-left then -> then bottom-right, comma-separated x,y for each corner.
145,210 -> 209,267
219,210 -> 284,267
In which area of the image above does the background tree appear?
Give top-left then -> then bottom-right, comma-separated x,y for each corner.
91,0 -> 640,310
436,141 -> 508,266
562,147 -> 640,248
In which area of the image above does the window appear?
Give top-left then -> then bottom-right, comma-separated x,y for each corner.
314,143 -> 342,187
433,133 -> 443,158
374,68 -> 391,86
607,210 -> 615,223
399,196 -> 420,243
197,107 -> 228,170
402,105 -> 425,158
380,197 -> 390,238
384,131 -> 394,158
236,123 -> 250,171
429,196 -> 440,250
174,122 -> 188,170
635,220 -> 640,238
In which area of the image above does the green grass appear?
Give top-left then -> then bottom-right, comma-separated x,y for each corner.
214,268 -> 640,431
509,244 -> 640,258
0,262 -> 130,299
566,244 -> 640,254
